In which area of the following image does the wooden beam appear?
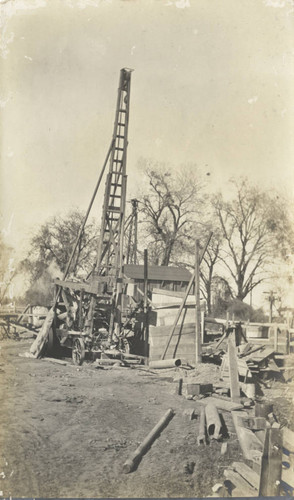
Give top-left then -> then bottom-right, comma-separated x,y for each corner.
195,239 -> 202,365
123,408 -> 174,473
223,468 -> 257,496
228,335 -> 241,403
283,426 -> 294,453
143,249 -> 149,360
197,396 -> 243,412
231,410 -> 264,463
152,288 -> 194,299
231,461 -> 260,490
259,428 -> 282,496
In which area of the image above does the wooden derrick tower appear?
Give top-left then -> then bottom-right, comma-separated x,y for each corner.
35,68 -> 135,363
86,68 -> 132,340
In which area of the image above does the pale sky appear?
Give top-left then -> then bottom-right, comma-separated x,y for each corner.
1,0 -> 294,265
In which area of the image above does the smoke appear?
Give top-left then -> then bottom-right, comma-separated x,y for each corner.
22,261 -> 63,306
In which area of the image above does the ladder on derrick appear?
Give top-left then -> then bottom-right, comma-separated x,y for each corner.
87,68 -> 133,336
96,68 -> 132,278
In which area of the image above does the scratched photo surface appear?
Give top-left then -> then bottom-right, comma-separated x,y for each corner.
0,0 -> 294,498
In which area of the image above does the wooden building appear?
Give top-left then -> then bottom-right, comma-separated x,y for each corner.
123,264 -> 204,363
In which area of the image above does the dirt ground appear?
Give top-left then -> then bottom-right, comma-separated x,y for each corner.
0,338 -> 293,498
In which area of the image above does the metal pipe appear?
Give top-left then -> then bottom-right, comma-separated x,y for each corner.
205,402 -> 222,440
123,408 -> 174,473
149,359 -> 181,369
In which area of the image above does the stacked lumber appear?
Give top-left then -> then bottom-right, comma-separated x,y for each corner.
240,344 -> 281,377
281,427 -> 294,496
212,424 -> 294,497
219,461 -> 259,497
229,403 -> 294,497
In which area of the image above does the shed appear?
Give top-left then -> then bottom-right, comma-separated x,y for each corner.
123,264 -> 192,293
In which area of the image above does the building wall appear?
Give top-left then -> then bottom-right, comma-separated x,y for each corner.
149,323 -> 196,364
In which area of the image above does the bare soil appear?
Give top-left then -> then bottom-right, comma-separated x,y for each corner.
0,338 -> 293,498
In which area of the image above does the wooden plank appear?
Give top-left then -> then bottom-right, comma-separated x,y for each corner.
150,340 -> 195,350
283,426 -> 294,453
150,327 -> 195,339
42,357 -> 68,366
231,461 -> 260,490
246,347 -> 275,362
152,288 -> 194,298
223,469 -> 257,496
194,239 -> 202,365
6,322 -> 39,335
236,416 -> 268,431
197,396 -> 243,412
150,323 -> 196,335
153,303 -> 194,310
282,452 -> 294,488
30,308 -> 55,358
231,411 -> 264,463
259,428 -> 282,496
228,336 -> 241,403
149,356 -> 194,364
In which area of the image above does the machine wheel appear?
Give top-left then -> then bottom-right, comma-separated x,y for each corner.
72,337 -> 85,365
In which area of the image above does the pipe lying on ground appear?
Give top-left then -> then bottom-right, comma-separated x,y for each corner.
95,359 -> 124,366
197,406 -> 206,445
122,353 -> 146,360
123,408 -> 174,473
205,402 -> 222,440
149,359 -> 181,369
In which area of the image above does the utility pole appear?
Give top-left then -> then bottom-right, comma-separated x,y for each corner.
263,291 -> 277,323
195,239 -> 202,365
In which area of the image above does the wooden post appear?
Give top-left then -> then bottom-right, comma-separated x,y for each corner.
195,240 -> 202,365
273,323 -> 278,352
259,428 -> 282,496
201,310 -> 205,344
79,289 -> 84,330
123,408 -> 174,473
16,303 -> 31,324
269,291 -> 274,323
226,311 -> 229,329
143,249 -> 149,361
228,334 -> 241,403
29,305 -> 33,326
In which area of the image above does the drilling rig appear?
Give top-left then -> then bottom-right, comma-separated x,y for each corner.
32,68 -> 144,364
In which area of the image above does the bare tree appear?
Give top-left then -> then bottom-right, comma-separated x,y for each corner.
213,178 -> 293,301
199,231 -> 222,314
21,209 -> 99,282
137,161 -> 204,266
0,235 -> 16,305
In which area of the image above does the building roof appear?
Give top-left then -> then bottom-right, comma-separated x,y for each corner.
123,264 -> 192,282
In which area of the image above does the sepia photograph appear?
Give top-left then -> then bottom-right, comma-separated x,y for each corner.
0,0 -> 294,497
